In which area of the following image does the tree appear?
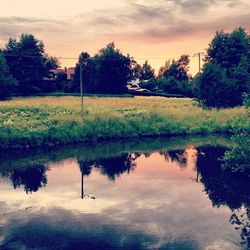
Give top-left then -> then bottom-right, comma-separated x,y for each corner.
71,43 -> 134,94
71,52 -> 96,93
139,60 -> 155,80
161,55 -> 190,82
139,78 -> 157,92
93,42 -> 133,93
156,55 -> 193,96
55,71 -> 67,91
195,62 -> 233,107
0,54 -> 17,99
196,27 -> 250,108
3,34 -> 55,95
45,55 -> 60,71
158,60 -> 171,78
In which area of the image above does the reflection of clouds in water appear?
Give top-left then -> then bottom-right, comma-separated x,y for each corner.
0,202 -> 238,250
0,208 -> 158,250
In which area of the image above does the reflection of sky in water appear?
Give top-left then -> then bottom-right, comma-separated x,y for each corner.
0,148 -> 241,249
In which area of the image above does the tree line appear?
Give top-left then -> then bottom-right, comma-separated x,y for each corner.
0,27 -> 249,108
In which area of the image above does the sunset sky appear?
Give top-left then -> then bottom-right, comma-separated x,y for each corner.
0,0 -> 249,75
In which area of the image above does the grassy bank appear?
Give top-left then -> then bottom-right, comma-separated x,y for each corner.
0,96 -> 248,149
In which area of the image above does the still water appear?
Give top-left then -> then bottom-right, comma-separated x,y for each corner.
0,136 -> 249,250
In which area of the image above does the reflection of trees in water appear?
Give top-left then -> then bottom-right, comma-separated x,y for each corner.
78,153 -> 137,182
77,154 -> 137,198
160,149 -> 187,168
78,160 -> 94,199
230,207 -> 250,248
0,163 -> 47,193
78,160 -> 93,176
168,150 -> 187,168
95,153 -> 137,181
160,146 -> 198,169
196,146 -> 250,248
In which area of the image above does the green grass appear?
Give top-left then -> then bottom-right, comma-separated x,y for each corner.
0,96 -> 248,149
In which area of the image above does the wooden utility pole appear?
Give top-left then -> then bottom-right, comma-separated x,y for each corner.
198,52 -> 201,73
194,52 -> 203,73
80,63 -> 83,113
81,171 -> 84,199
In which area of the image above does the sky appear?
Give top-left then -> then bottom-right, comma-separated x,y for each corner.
0,0 -> 249,75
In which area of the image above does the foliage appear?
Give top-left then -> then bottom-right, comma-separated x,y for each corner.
161,55 -> 190,82
71,43 -> 134,94
55,71 -> 68,91
0,96 -> 247,149
135,60 -> 155,81
45,55 -> 60,70
156,55 -> 193,96
70,52 -> 96,93
139,78 -> 157,92
196,27 -> 250,108
222,132 -> 250,176
194,62 -> 232,107
156,77 -> 193,96
243,92 -> 250,110
2,34 -> 59,95
93,42 -> 134,93
0,54 -> 17,99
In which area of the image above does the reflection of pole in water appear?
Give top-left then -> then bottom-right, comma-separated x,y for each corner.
196,166 -> 200,183
81,171 -> 84,199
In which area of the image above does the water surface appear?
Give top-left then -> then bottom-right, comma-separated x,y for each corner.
0,136 -> 249,250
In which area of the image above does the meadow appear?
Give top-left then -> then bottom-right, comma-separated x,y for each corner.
0,96 -> 248,149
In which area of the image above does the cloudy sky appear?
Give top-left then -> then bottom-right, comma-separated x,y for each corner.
0,0 -> 249,74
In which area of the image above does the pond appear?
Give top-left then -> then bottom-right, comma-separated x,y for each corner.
0,135 -> 249,250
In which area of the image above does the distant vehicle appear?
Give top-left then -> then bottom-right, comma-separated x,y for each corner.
127,82 -> 150,93
127,83 -> 140,90
136,88 -> 150,93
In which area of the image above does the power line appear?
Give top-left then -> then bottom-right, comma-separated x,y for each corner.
1,51 -> 206,73
1,52 -> 205,60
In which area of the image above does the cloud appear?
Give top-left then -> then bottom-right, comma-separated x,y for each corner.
0,16 -> 61,24
0,0 -> 249,54
174,0 -> 217,12
82,0 -> 250,43
115,12 -> 250,44
0,16 -> 74,46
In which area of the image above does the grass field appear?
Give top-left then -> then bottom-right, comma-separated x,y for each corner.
0,96 -> 248,149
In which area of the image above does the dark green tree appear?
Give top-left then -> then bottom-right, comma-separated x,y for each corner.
139,60 -> 155,80
93,42 -> 133,93
70,52 -> 96,93
157,55 -> 193,96
196,27 -> 250,108
195,62 -> 232,107
71,43 -> 134,94
158,60 -> 171,78
45,55 -> 60,71
139,78 -> 157,92
3,34 -> 54,95
161,55 -> 190,82
0,54 -> 17,99
55,71 -> 67,91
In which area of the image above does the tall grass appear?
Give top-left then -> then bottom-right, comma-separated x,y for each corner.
0,96 -> 248,149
